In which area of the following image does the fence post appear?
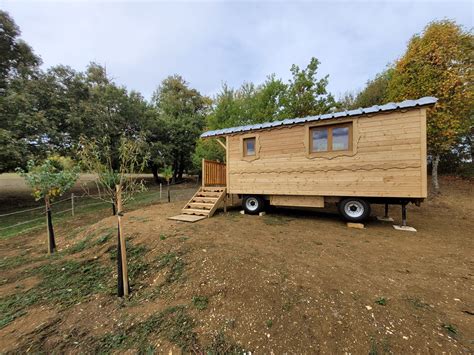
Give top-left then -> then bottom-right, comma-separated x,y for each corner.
71,193 -> 75,216
159,183 -> 162,201
202,158 -> 205,187
116,185 -> 129,297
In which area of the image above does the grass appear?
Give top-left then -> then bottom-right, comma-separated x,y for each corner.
156,252 -> 186,284
265,319 -> 273,328
108,242 -> 149,286
405,296 -> 430,309
95,306 -> 199,353
0,259 -> 110,329
442,323 -> 457,335
205,331 -> 246,354
192,296 -> 209,310
375,297 -> 387,306
0,185 -> 197,239
262,215 -> 292,226
0,254 -> 30,271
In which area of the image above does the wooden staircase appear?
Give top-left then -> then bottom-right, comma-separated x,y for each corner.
181,186 -> 226,218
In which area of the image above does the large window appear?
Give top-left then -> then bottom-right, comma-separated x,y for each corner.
243,137 -> 256,156
310,123 -> 352,152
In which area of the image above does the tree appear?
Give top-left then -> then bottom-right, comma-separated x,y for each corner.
149,75 -> 209,182
355,69 -> 393,109
17,157 -> 79,254
0,10 -> 42,172
79,135 -> 148,297
281,57 -> 336,117
387,20 -> 474,192
0,10 -> 40,91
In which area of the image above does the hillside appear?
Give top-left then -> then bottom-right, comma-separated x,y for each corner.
0,177 -> 473,353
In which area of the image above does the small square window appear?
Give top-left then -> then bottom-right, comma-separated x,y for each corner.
243,137 -> 256,156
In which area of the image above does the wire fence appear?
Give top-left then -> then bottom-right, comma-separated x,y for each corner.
0,182 -> 198,238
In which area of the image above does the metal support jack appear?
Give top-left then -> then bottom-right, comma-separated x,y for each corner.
377,203 -> 394,222
393,203 -> 417,232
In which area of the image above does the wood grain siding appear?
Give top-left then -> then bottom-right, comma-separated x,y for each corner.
227,108 -> 427,198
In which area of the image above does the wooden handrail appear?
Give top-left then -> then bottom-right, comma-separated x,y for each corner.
202,159 -> 226,187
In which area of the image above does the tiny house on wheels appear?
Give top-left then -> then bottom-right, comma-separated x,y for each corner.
175,97 -> 437,224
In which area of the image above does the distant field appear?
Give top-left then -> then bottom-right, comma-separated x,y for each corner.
0,173 -> 154,194
0,173 -> 199,238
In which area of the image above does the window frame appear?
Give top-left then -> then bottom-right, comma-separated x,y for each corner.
243,137 -> 256,157
309,122 -> 353,153
240,134 -> 260,161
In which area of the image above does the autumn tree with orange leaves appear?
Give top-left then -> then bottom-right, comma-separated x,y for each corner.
387,20 -> 473,193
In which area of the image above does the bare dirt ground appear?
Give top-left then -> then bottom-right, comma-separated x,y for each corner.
0,177 -> 473,354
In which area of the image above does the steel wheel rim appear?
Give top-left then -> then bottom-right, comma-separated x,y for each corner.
245,197 -> 259,212
344,201 -> 364,218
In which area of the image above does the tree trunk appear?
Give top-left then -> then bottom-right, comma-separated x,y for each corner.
178,156 -> 185,181
151,164 -> 160,184
167,181 -> 171,203
432,154 -> 440,194
116,185 -> 129,297
45,197 -> 56,254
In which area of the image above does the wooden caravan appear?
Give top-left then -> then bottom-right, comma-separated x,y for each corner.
199,97 -> 437,223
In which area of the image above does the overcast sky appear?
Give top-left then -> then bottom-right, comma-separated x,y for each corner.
2,1 -> 472,100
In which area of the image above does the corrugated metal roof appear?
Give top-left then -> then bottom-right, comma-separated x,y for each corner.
201,96 -> 437,138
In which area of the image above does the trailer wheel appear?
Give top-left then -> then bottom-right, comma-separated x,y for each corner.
338,198 -> 371,222
242,196 -> 265,215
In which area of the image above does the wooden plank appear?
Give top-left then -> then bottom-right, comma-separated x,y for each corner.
189,202 -> 214,209
270,195 -> 324,208
182,209 -> 210,216
168,214 -> 207,223
197,191 -> 222,197
192,197 -> 218,203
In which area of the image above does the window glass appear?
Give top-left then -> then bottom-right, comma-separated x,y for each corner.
244,138 -> 255,156
332,126 -> 349,151
312,128 -> 328,152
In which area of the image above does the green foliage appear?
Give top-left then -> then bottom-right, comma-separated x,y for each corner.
281,57 -> 336,118
17,158 -> 79,201
198,58 -> 335,166
161,166 -> 173,183
341,69 -> 394,110
192,139 -> 225,171
0,10 -> 40,90
375,297 -> 387,306
147,75 -> 209,181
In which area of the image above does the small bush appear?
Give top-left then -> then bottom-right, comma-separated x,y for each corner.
192,296 -> 208,310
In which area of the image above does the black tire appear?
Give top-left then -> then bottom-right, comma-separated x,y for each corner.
338,198 -> 371,222
242,195 -> 265,215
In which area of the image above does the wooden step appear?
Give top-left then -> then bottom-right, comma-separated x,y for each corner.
197,191 -> 222,197
202,187 -> 226,192
192,196 -> 218,203
188,202 -> 214,209
181,208 -> 210,216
